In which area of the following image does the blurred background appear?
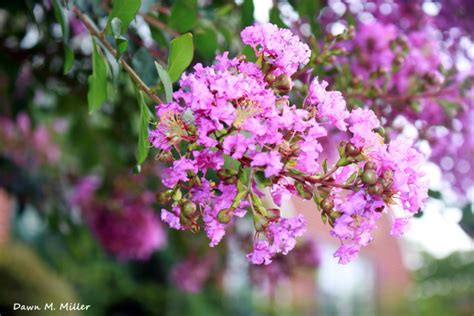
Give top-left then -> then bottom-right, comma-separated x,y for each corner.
0,0 -> 473,315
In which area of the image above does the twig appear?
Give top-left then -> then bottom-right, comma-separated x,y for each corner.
72,6 -> 163,105
138,12 -> 180,37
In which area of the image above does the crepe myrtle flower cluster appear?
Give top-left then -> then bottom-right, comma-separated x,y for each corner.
151,23 -> 428,265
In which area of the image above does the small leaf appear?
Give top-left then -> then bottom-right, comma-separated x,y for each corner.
169,0 -> 197,33
322,159 -> 328,174
321,212 -> 328,224
106,0 -> 141,34
52,0 -> 69,43
116,37 -> 128,54
63,46 -> 74,74
136,90 -> 151,164
87,38 -> 108,113
345,171 -> 358,185
254,170 -> 272,188
155,62 -> 173,103
168,33 -> 194,83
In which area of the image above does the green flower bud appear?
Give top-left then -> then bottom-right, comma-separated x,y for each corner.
156,191 -> 171,204
368,183 -> 384,195
181,200 -> 197,218
362,169 -> 378,185
364,161 -> 377,171
345,142 -> 360,157
265,72 -> 276,84
321,197 -> 334,213
217,208 -> 233,224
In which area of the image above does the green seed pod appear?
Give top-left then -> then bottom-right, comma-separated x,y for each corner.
362,169 -> 378,185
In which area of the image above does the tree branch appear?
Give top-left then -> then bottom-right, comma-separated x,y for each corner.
72,6 -> 163,105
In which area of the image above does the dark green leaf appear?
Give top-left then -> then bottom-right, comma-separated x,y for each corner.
195,29 -> 218,60
136,90 -> 150,164
428,189 -> 442,199
169,0 -> 197,33
254,170 -> 272,188
87,38 -> 108,113
155,62 -> 172,103
241,0 -> 254,27
63,46 -> 74,74
167,33 -> 194,83
106,0 -> 141,34
269,7 -> 286,28
133,48 -> 158,86
242,44 -> 256,62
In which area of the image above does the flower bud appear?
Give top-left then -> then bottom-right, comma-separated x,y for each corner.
275,74 -> 292,92
265,72 -> 276,84
275,97 -> 289,111
181,200 -> 198,218
345,142 -> 360,157
157,151 -> 174,163
217,208 -> 233,224
362,169 -> 378,185
368,183 -> 384,195
364,161 -> 377,171
217,168 -> 230,179
321,197 -> 334,213
156,191 -> 171,204
179,212 -> 193,227
266,208 -> 281,222
373,127 -> 385,138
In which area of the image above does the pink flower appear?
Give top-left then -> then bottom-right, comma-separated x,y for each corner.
391,216 -> 412,238
306,78 -> 350,131
241,23 -> 311,77
251,151 -> 284,177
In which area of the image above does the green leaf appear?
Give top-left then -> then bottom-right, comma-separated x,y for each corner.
155,62 -> 173,103
169,0 -> 197,33
52,0 -> 69,43
254,170 -> 272,188
116,37 -> 128,54
136,90 -> 151,164
63,46 -> 74,74
195,29 -> 218,60
106,0 -> 141,34
87,38 -> 108,113
428,189 -> 442,199
269,7 -> 286,28
168,33 -> 194,83
322,159 -> 328,174
242,44 -> 256,62
133,48 -> 158,86
241,0 -> 254,27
